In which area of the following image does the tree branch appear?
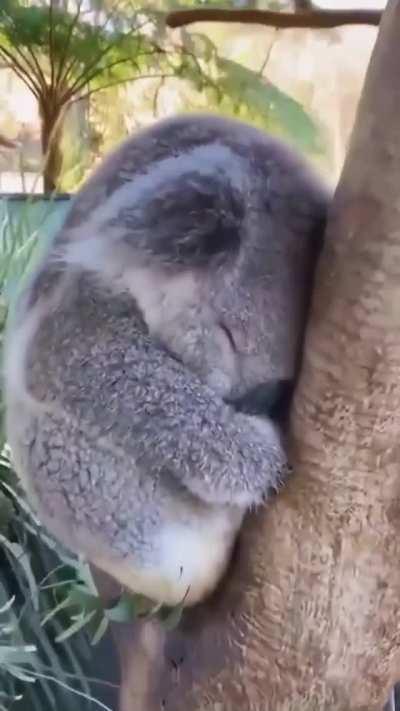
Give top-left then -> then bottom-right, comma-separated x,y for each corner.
166,7 -> 381,30
25,44 -> 48,93
2,35 -> 44,91
0,133 -> 17,149
55,0 -> 83,89
49,0 -> 55,90
0,47 -> 40,97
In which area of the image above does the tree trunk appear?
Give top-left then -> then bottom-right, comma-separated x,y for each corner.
97,1 -> 400,708
39,92 -> 64,194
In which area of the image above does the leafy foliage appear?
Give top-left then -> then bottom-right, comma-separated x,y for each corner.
0,447 -> 113,711
0,0 -> 218,103
208,55 -> 323,154
0,0 -> 324,190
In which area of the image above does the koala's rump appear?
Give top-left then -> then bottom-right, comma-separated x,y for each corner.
7,403 -> 242,607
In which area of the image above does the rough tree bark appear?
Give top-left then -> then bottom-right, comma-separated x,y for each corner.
97,1 -> 400,709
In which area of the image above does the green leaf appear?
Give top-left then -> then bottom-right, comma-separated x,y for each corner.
216,57 -> 323,155
6,665 -> 36,683
41,595 -> 73,627
0,594 -> 15,615
55,609 -> 97,643
158,600 -> 185,631
105,592 -> 139,623
67,584 -> 102,613
90,614 -> 109,646
0,644 -> 37,666
0,491 -> 14,532
0,534 -> 39,611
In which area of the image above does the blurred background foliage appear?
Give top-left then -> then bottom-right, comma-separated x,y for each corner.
0,0 -> 325,192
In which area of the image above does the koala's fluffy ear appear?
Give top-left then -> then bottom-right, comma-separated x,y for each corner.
118,171 -> 245,267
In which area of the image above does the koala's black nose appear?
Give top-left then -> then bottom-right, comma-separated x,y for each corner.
228,380 -> 294,419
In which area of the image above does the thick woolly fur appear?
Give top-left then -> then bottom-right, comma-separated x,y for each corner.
3,113 -> 330,607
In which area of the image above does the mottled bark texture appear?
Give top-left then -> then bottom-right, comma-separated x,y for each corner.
97,2 -> 400,708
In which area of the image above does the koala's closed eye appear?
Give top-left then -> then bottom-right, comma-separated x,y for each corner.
129,171 -> 245,266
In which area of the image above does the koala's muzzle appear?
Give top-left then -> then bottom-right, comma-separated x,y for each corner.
228,380 -> 294,419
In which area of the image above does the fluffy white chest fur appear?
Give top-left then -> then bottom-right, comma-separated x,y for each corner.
94,508 -> 244,607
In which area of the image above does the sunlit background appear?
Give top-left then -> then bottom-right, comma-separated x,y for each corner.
0,0 -> 388,194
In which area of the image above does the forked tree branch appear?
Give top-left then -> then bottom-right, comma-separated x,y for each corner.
166,7 -> 381,30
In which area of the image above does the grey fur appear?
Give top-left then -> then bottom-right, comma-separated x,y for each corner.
3,113 -> 330,607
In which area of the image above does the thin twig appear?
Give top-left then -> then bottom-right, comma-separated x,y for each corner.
1,36 -> 41,87
0,47 -> 40,97
152,74 -> 166,117
49,0 -> 55,90
258,33 -> 276,76
54,0 -> 83,89
25,45 -> 48,93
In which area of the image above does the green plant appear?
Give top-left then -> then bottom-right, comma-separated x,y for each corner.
0,447 -> 116,711
0,0 -> 324,191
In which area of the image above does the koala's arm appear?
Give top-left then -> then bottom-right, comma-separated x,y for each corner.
26,313 -> 288,510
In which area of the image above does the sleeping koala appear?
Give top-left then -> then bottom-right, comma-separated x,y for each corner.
3,113 -> 329,607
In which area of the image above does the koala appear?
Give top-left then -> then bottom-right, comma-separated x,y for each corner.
3,113 -> 329,608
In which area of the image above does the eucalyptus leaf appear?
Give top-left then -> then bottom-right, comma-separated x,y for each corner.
41,595 -> 74,627
55,609 -> 97,643
67,585 -> 102,613
0,535 -> 39,611
6,665 -> 36,684
90,614 -> 109,646
0,493 -> 13,533
105,592 -> 139,623
0,644 -> 37,665
158,601 -> 185,631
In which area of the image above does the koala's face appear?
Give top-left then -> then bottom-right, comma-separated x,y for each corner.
61,114 -> 329,407
119,170 -> 326,408
133,202 -> 321,404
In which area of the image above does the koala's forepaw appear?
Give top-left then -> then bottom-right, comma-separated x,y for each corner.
261,460 -> 293,502
239,413 -> 292,507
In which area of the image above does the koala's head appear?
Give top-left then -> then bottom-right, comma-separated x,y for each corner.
60,114 -> 330,409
